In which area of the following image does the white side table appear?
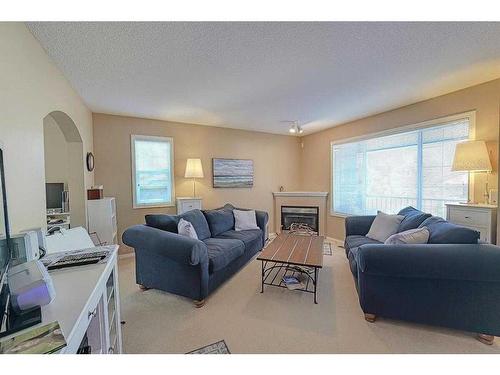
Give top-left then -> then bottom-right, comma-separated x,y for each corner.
446,203 -> 498,244
176,197 -> 203,214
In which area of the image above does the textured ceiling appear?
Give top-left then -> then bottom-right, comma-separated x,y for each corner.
27,22 -> 500,135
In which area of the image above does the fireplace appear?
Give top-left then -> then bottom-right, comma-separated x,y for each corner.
281,206 -> 319,233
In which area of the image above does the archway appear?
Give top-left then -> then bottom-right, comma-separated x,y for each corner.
43,111 -> 86,229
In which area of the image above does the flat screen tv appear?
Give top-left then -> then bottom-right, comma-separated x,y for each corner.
45,183 -> 64,210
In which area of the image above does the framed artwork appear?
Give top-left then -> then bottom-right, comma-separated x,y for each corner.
212,158 -> 253,188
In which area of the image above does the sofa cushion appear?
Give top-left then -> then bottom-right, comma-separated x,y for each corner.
145,214 -> 179,233
397,206 -> 432,232
384,227 -> 430,245
215,229 -> 263,251
177,218 -> 198,239
233,209 -> 259,231
344,235 -> 382,254
203,238 -> 245,273
203,208 -> 235,237
366,211 -> 404,242
179,209 -> 211,240
419,216 -> 480,244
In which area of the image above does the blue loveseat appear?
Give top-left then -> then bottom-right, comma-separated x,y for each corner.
345,206 -> 500,344
122,204 -> 268,307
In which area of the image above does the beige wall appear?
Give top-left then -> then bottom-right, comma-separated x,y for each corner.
300,79 -> 500,241
0,23 -> 93,234
43,116 -> 69,185
93,114 -> 302,248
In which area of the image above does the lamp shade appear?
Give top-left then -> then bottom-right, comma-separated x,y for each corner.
184,158 -> 204,178
452,140 -> 492,172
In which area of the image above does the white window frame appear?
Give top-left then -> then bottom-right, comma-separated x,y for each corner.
330,111 -> 476,217
131,134 -> 175,209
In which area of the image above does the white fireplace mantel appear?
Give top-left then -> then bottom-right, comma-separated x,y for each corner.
272,191 -> 329,235
272,191 -> 328,198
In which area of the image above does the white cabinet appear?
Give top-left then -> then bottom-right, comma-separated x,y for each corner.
446,203 -> 498,244
41,245 -> 123,354
87,198 -> 118,245
176,197 -> 202,214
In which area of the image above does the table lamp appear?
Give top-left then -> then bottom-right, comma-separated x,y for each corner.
452,140 -> 492,204
184,158 -> 204,197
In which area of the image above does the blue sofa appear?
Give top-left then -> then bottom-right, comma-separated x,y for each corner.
345,206 -> 500,344
122,204 -> 268,307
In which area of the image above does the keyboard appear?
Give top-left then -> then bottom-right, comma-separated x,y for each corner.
47,250 -> 109,270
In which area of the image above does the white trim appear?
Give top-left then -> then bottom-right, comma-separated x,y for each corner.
118,252 -> 135,260
330,111 -> 476,146
330,111 -> 475,216
326,236 -> 344,247
131,134 -> 175,209
272,191 -> 328,197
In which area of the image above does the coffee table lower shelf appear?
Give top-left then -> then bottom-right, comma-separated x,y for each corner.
260,260 -> 320,304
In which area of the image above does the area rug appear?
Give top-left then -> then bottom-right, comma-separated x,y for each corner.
187,340 -> 231,354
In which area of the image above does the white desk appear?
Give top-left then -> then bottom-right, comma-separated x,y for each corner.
41,245 -> 122,354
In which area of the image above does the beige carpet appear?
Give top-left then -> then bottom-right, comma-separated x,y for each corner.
117,243 -> 500,354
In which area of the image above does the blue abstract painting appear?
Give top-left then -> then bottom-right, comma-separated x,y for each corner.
213,158 -> 253,188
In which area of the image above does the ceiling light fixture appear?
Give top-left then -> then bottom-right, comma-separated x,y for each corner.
285,120 -> 303,135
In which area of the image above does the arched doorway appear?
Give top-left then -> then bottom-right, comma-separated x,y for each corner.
43,111 -> 86,229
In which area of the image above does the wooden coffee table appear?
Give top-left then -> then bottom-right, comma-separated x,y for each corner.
257,233 -> 324,303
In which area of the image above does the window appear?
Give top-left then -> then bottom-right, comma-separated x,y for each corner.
131,135 -> 174,208
331,116 -> 471,218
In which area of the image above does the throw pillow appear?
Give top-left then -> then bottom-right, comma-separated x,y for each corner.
419,216 -> 480,244
397,206 -> 432,232
179,209 -> 211,240
145,214 -> 179,233
202,208 -> 234,237
384,227 -> 430,245
366,211 -> 404,242
177,218 -> 198,239
233,209 -> 259,231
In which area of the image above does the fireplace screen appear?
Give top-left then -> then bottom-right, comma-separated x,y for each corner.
281,206 -> 319,233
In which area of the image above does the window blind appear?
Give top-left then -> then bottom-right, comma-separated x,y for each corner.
332,118 -> 469,217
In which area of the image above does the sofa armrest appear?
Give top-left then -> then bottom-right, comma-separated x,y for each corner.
355,243 -> 500,282
345,215 -> 376,236
255,210 -> 269,235
122,225 -> 208,266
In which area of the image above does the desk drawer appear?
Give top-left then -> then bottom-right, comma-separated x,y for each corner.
448,207 -> 490,226
181,202 -> 198,211
178,199 -> 202,214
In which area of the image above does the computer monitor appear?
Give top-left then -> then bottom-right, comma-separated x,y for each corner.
45,183 -> 64,210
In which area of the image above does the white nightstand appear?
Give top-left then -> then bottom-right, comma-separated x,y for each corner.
446,203 -> 498,244
176,197 -> 203,214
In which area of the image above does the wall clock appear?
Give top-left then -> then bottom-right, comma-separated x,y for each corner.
86,152 -> 95,172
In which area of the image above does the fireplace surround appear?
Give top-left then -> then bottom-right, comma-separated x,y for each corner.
272,191 -> 328,236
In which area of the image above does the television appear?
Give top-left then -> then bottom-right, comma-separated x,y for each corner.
45,183 -> 64,210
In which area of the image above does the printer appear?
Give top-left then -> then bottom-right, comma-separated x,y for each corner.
7,260 -> 55,311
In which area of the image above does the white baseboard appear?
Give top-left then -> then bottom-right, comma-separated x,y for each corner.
326,236 -> 344,247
